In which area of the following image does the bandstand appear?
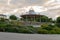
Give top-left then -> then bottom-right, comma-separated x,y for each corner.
21,8 -> 42,22
20,8 -> 50,27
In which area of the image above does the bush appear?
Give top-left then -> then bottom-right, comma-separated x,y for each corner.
37,29 -> 48,34
41,24 -> 55,30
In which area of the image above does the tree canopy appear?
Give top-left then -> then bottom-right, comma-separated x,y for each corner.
9,15 -> 17,20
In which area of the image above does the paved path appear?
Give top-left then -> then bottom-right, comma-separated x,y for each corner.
0,32 -> 60,40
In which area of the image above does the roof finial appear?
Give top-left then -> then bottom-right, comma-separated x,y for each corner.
30,6 -> 33,10
29,6 -> 35,14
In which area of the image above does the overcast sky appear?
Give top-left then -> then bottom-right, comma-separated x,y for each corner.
0,0 -> 60,19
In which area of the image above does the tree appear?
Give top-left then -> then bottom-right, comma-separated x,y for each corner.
48,18 -> 52,22
9,15 -> 17,20
41,16 -> 48,22
56,17 -> 60,27
56,17 -> 60,23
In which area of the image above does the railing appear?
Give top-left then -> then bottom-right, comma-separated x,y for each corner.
19,21 -> 53,25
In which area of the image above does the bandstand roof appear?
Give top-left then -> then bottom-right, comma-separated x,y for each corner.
21,8 -> 43,18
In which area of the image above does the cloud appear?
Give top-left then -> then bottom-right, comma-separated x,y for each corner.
0,0 -> 49,15
0,0 -> 60,19
11,0 -> 48,6
0,0 -> 49,7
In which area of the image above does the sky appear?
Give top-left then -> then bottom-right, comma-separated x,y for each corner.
0,0 -> 60,19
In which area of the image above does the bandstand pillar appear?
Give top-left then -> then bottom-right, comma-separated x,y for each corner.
40,16 -> 41,23
34,16 -> 35,22
26,16 -> 27,22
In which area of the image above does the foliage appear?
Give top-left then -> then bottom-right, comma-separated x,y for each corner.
37,27 -> 48,34
0,15 -> 60,34
9,15 -> 17,20
55,17 -> 60,27
56,17 -> 60,23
